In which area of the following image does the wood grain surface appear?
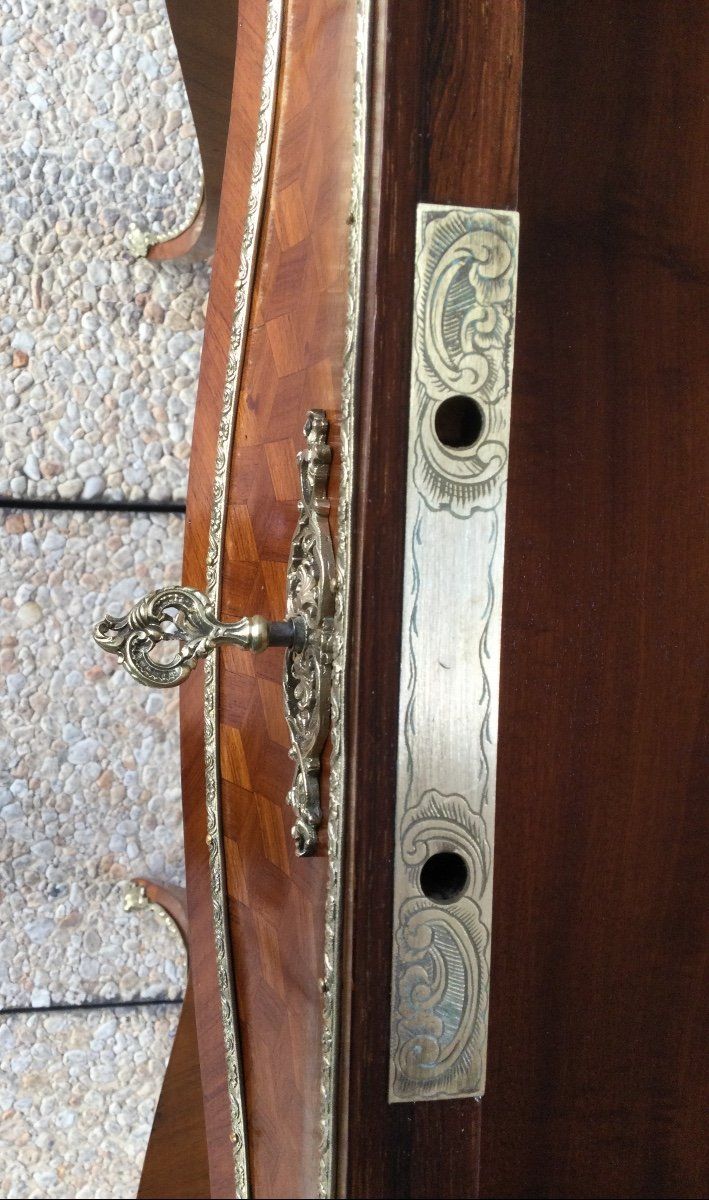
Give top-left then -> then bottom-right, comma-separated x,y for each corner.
176,0 -> 707,1196
147,0 -> 237,262
217,2 -> 356,1194
339,3 -> 524,1197
137,980 -> 211,1199
135,881 -> 210,1200
181,3 -> 269,1195
182,0 -> 357,1195
481,2 -> 708,1197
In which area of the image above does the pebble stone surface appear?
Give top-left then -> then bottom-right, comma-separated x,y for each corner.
1,0 -> 210,1193
0,1004 -> 180,1200
0,0 -> 209,502
0,508 -> 187,1009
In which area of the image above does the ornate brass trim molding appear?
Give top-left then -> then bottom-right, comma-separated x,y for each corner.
124,881 -> 182,937
124,182 -> 204,258
202,3 -> 284,1194
318,0 -> 372,1193
389,205 -> 519,1103
284,411 -> 336,856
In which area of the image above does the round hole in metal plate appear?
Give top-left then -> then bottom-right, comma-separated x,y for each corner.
420,851 -> 469,904
434,395 -> 484,449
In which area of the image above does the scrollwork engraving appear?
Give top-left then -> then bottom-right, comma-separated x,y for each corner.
394,895 -> 489,1099
392,789 -> 491,1098
390,204 -> 518,1104
413,207 -> 518,516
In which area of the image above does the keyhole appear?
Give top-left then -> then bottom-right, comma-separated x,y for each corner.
420,851 -> 469,904
434,395 -> 484,449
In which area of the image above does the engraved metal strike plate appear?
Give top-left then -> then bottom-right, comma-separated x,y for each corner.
389,204 -> 519,1103
93,409 -> 335,856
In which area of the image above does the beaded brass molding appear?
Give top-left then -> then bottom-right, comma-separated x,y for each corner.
389,204 -> 519,1103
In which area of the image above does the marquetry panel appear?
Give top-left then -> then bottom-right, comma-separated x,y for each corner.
180,3 -> 271,1194
217,2 -> 356,1196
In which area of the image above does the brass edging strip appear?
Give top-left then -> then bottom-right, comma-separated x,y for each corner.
388,204 -> 519,1104
203,3 -> 284,1195
319,0 -> 373,1194
125,183 -> 205,258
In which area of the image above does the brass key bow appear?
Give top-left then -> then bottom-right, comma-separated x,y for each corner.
92,410 -> 335,855
93,585 -> 303,689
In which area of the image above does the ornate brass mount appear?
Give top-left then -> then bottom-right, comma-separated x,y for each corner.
93,410 -> 335,856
